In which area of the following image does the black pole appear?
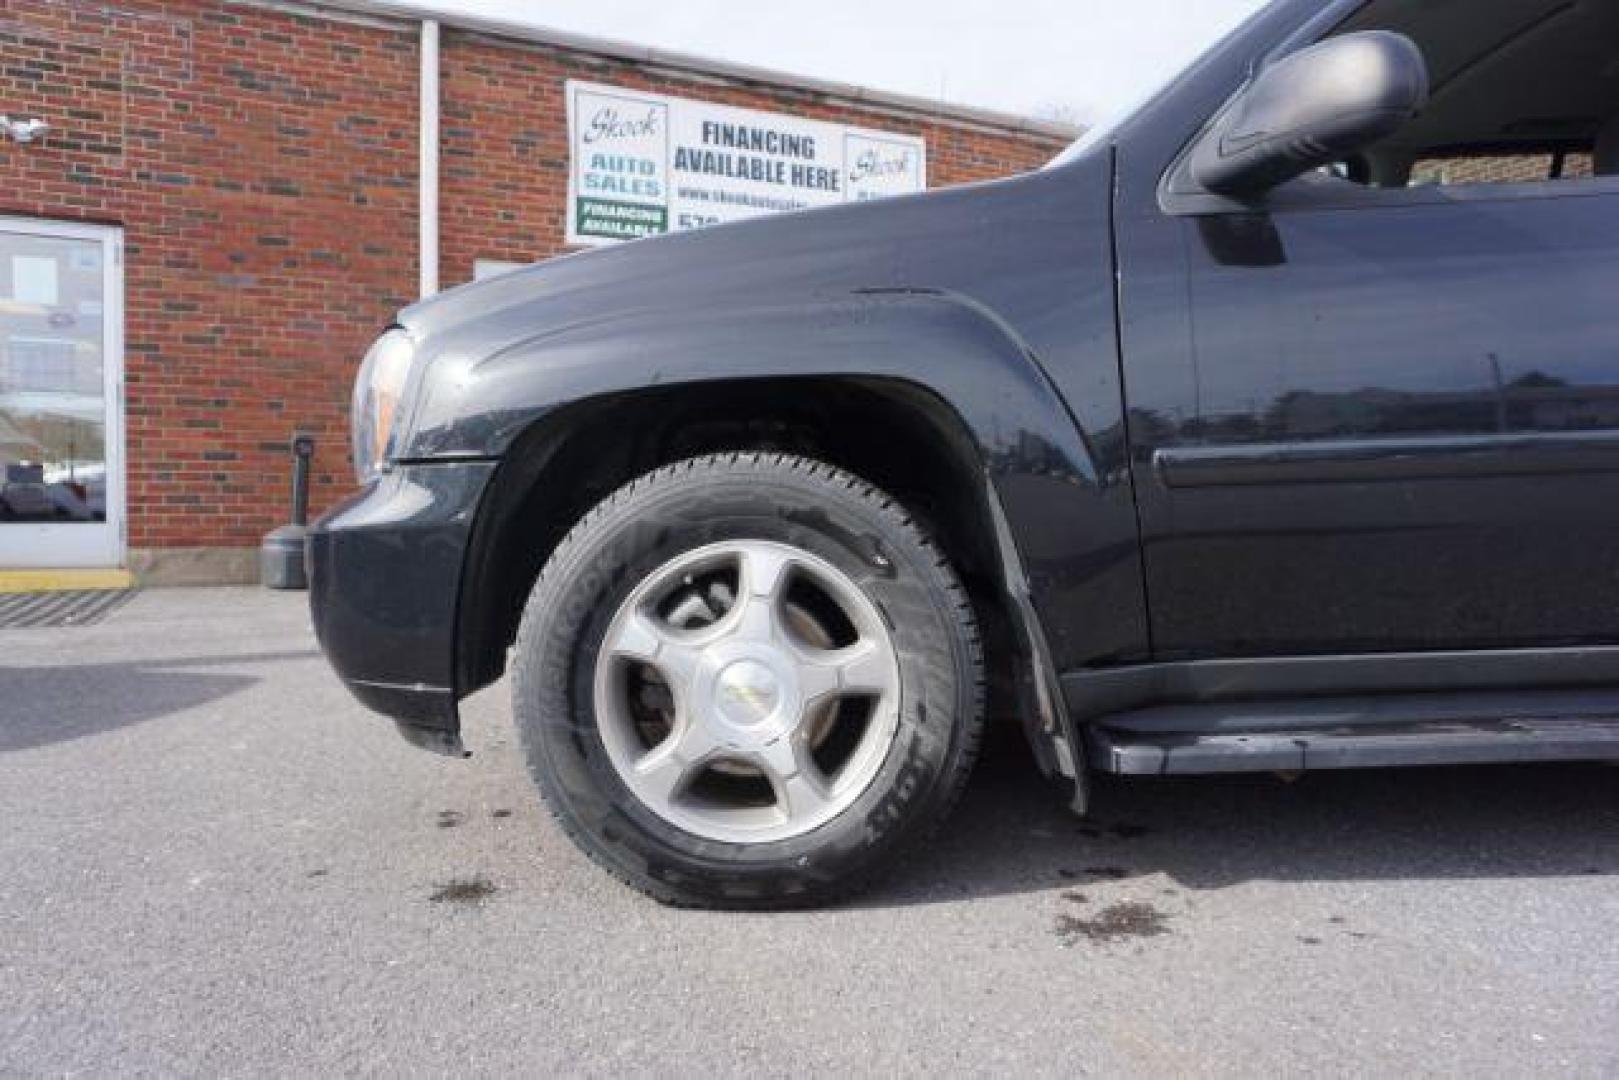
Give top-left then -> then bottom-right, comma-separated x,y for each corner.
290,433 -> 315,527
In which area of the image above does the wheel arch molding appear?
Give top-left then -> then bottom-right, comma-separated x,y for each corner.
444,297 -> 1136,776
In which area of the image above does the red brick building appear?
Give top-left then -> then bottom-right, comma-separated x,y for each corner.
0,0 -> 1073,582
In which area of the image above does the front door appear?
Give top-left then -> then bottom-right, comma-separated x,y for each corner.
1135,184 -> 1619,658
0,217 -> 124,569
1119,0 -> 1619,659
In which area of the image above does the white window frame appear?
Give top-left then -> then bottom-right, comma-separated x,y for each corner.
0,215 -> 125,569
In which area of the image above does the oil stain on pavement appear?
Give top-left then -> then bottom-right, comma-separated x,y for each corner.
1054,898 -> 1173,946
430,877 -> 497,904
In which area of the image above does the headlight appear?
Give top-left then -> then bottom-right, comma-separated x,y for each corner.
351,328 -> 415,483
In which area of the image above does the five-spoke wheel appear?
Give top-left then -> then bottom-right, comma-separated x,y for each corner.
595,541 -> 901,842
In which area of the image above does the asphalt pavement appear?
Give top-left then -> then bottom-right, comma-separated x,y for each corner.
1,587 -> 1615,1076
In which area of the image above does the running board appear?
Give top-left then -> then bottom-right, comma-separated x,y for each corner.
1089,716 -> 1619,775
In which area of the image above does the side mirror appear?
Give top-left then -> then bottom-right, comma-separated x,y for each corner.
1189,30 -> 1428,198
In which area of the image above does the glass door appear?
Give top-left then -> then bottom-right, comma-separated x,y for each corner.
0,217 -> 123,569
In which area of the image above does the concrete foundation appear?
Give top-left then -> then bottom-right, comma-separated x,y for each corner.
129,547 -> 261,587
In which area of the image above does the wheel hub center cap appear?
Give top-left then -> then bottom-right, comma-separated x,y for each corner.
714,659 -> 784,728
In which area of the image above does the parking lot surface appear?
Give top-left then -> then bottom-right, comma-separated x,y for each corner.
2,588 -> 1615,1076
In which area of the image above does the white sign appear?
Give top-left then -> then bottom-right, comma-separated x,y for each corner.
566,80 -> 927,246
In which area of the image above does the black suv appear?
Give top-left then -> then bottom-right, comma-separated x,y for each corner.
311,0 -> 1619,907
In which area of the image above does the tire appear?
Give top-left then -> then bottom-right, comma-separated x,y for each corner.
511,452 -> 985,908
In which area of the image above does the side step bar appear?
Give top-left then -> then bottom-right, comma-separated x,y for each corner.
1090,717 -> 1619,775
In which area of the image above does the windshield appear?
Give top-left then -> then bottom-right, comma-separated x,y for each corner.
1045,1 -> 1275,167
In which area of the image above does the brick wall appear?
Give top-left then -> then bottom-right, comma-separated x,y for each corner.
0,0 -> 419,550
0,0 -> 1067,557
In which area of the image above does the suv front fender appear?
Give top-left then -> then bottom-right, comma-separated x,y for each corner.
434,289 -> 1134,794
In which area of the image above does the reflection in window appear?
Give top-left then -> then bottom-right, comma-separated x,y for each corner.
0,236 -> 107,526
1409,153 -> 1594,187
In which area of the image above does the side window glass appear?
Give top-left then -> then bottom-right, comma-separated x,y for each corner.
1408,152 -> 1595,188
1325,0 -> 1619,190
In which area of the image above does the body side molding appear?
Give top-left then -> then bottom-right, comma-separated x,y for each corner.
1063,644 -> 1619,723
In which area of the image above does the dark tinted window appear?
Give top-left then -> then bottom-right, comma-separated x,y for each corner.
1330,0 -> 1619,187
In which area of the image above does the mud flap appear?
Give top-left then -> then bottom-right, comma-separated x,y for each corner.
985,476 -> 1091,817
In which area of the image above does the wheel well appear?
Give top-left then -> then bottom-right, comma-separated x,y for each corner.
455,376 -> 1021,708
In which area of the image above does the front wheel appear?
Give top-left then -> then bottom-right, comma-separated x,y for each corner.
512,453 -> 985,908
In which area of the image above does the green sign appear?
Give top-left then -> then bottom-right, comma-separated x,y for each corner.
575,198 -> 668,241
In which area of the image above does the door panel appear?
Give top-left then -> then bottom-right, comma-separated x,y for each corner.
1123,185 -> 1619,658
0,218 -> 123,569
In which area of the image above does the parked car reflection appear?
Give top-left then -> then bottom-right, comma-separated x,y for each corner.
0,403 -> 106,523
1,462 -> 105,522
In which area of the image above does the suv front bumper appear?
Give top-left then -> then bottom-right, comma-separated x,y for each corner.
307,460 -> 497,751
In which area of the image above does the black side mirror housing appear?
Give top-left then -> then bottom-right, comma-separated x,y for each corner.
1189,30 -> 1429,198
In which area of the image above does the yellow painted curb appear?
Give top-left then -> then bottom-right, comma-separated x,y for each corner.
0,569 -> 135,594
